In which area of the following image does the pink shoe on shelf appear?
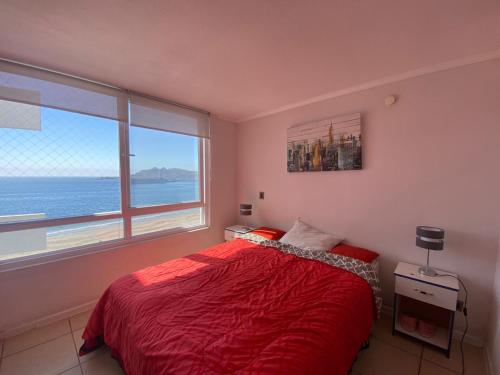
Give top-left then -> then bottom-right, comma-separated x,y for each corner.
418,320 -> 437,338
399,314 -> 418,332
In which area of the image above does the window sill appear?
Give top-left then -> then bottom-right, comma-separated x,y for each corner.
0,224 -> 210,273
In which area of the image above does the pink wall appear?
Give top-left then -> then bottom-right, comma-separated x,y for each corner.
488,236 -> 500,373
0,117 -> 237,334
236,59 -> 500,342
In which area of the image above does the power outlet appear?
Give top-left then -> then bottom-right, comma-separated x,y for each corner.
259,192 -> 265,200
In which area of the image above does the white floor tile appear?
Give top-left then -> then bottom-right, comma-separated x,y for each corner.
60,366 -> 83,375
73,328 -> 108,363
3,320 -> 71,357
0,334 -> 78,375
81,353 -> 124,375
352,337 -> 420,375
420,360 -> 456,375
423,339 -> 488,375
372,314 -> 423,356
70,311 -> 93,332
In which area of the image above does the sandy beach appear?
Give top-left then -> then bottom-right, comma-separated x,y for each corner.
0,211 -> 202,261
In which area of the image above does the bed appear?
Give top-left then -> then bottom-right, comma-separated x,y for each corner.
80,237 -> 381,375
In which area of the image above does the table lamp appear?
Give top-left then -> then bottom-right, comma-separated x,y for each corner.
416,226 -> 444,277
240,203 -> 252,230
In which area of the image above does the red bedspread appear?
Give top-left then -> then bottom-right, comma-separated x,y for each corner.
81,239 -> 374,375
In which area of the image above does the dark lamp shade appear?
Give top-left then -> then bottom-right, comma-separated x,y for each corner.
416,226 -> 444,251
240,203 -> 252,216
416,226 -> 444,239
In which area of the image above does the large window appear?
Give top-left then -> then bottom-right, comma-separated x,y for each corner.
0,60 -> 209,265
129,126 -> 200,207
0,108 -> 121,217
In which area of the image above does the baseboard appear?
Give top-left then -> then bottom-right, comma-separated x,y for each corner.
0,299 -> 97,340
381,304 -> 485,348
485,345 -> 496,375
381,304 -> 393,318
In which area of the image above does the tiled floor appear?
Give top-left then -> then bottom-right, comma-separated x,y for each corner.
0,311 -> 489,374
352,315 -> 489,375
0,310 -> 123,375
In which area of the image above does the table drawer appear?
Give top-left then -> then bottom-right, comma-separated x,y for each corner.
395,276 -> 457,311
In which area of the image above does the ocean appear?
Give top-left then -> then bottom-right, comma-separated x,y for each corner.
0,176 -> 199,220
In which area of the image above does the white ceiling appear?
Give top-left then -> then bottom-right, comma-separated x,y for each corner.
0,0 -> 499,122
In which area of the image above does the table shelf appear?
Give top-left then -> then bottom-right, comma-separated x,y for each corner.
394,320 -> 449,349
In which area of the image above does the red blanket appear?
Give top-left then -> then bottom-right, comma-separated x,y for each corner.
81,239 -> 373,374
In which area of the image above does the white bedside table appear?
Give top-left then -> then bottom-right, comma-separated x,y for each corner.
393,262 -> 459,358
224,225 -> 254,241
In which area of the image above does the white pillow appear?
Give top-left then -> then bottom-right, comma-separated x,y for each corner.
279,219 -> 343,252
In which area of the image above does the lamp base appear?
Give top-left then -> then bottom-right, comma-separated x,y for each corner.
418,266 -> 438,277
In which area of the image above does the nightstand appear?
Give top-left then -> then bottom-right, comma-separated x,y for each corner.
224,225 -> 254,241
393,262 -> 459,357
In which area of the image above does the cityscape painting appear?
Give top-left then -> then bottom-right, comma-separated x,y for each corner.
287,113 -> 362,172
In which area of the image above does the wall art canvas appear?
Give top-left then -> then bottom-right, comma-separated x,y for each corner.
287,113 -> 362,172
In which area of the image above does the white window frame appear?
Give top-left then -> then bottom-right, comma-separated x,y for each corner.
122,120 -> 210,238
0,98 -> 210,271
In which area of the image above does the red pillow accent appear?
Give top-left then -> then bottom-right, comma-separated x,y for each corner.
251,227 -> 286,240
329,244 -> 379,263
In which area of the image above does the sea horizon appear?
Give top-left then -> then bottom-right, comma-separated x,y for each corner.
0,176 -> 200,225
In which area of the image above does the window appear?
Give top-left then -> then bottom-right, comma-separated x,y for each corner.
0,107 -> 121,218
0,60 -> 209,265
129,127 -> 200,208
131,208 -> 203,237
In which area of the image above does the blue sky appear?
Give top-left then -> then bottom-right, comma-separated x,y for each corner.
0,107 -> 199,177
